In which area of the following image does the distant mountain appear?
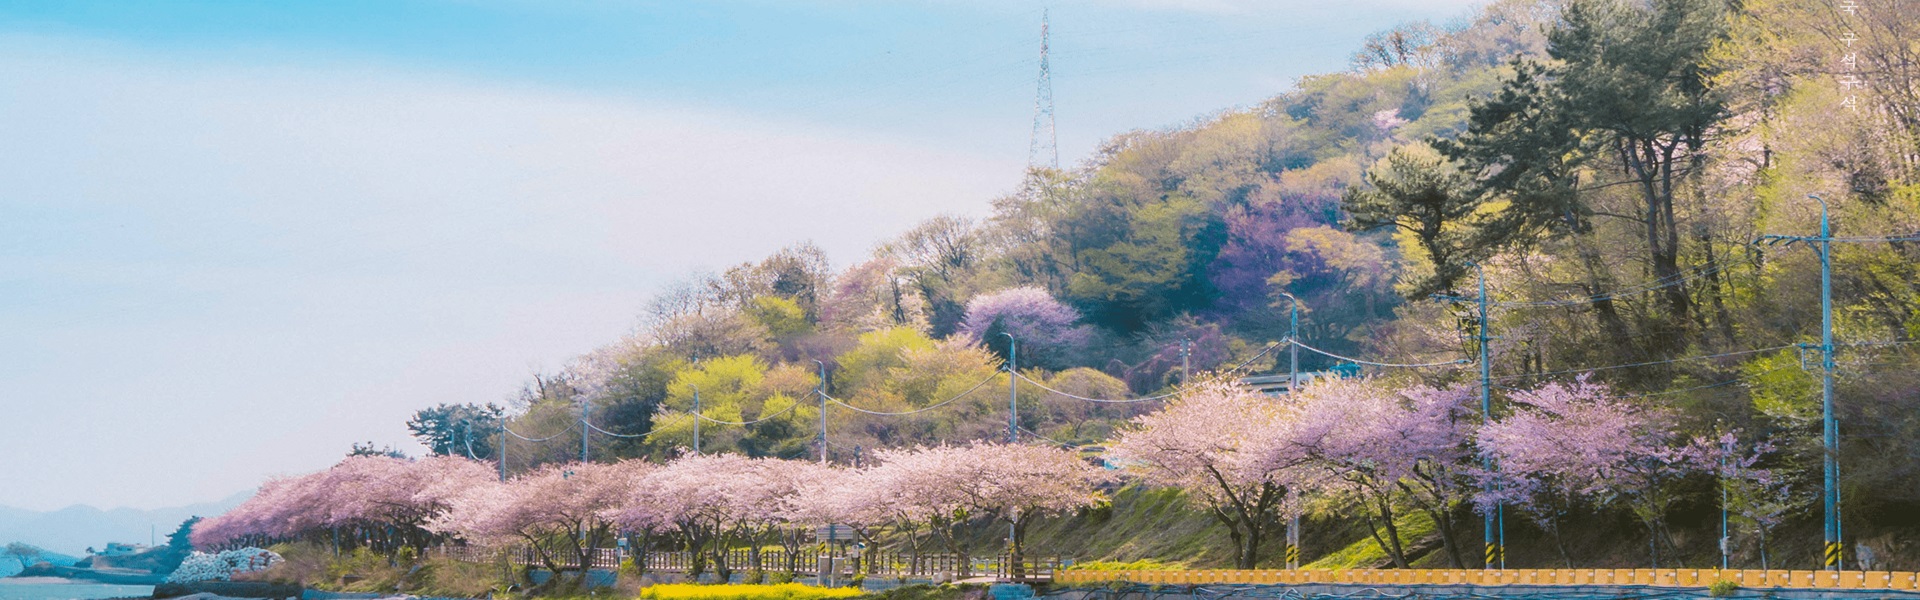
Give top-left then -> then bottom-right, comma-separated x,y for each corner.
0,490 -> 251,557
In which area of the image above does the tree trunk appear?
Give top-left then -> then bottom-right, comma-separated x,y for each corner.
1547,517 -> 1573,568
1423,507 -> 1464,568
1009,517 -> 1029,580
1362,502 -> 1410,569
1379,499 -> 1408,568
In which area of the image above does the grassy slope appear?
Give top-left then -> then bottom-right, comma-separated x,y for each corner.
1015,485 -> 1405,569
1008,485 -> 1896,571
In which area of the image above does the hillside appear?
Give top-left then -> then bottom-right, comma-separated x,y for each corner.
366,0 -> 1919,572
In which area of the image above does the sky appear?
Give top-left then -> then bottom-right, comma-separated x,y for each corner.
0,0 -> 1485,512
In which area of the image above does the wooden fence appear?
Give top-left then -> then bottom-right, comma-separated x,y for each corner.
431,546 -> 1058,582
1056,568 -> 1920,590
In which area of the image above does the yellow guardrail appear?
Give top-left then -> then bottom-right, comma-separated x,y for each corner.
1054,568 -> 1920,591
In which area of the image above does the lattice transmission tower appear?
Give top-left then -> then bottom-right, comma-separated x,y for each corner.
1027,9 -> 1058,171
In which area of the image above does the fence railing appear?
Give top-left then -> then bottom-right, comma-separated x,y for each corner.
1056,568 -> 1920,590
430,546 -> 1057,582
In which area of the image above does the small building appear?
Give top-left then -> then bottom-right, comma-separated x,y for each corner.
1240,364 -> 1361,396
99,542 -> 146,557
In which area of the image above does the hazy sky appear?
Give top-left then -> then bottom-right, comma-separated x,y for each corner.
0,0 -> 1484,511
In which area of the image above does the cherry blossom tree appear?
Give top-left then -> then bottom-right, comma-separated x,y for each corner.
1697,432 -> 1803,568
864,445 -> 982,578
957,287 -> 1089,369
1286,378 -> 1478,568
790,464 -> 896,575
1477,376 -> 1705,567
1108,382 -> 1297,568
868,441 -> 1105,578
193,456 -> 495,556
736,457 -> 829,579
437,461 -> 643,574
615,453 -> 776,581
967,442 -> 1109,577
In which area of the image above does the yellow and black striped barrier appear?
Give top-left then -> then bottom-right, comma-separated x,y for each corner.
1827,543 -> 1844,568
1055,568 -> 1920,591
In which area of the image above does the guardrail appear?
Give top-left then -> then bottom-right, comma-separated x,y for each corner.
1055,568 -> 1920,590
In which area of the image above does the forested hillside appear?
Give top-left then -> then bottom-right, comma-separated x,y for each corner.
395,0 -> 1919,570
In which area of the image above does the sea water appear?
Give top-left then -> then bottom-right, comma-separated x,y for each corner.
0,577 -> 152,600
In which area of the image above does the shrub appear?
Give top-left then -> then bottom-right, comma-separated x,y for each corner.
1709,580 -> 1739,597
168,553 -> 230,584
167,547 -> 284,583
640,583 -> 866,600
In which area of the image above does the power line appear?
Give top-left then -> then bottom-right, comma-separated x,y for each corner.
821,372 -> 1002,416
503,423 -> 577,442
1495,366 -> 1788,400
1016,371 -> 1178,404
583,420 -> 655,440
1490,345 -> 1796,383
1492,260 -> 1731,309
1286,338 -> 1470,369
1017,425 -> 1082,449
1015,341 -> 1284,404
694,401 -> 800,426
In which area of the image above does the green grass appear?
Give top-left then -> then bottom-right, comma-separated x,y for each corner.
1305,511 -> 1436,570
1063,559 -> 1183,571
640,583 -> 866,600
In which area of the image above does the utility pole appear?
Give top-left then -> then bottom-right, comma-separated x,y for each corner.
1818,195 -> 1839,572
1757,194 -> 1849,570
691,384 -> 701,455
1003,333 -> 1018,444
498,423 -> 507,482
1728,421 -> 1743,573
816,360 -> 829,464
1432,272 -> 1504,569
1279,292 -> 1301,570
1180,338 -> 1191,385
580,398 -> 590,463
1476,265 -> 1503,569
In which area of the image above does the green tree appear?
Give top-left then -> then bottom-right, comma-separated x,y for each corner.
1343,146 -> 1484,297
405,403 -> 505,458
160,517 -> 200,570
1436,0 -> 1731,348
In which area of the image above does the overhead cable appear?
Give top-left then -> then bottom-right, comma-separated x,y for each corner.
503,423 -> 576,442
821,372 -> 1002,416
1491,345 -> 1796,383
1287,338 -> 1470,369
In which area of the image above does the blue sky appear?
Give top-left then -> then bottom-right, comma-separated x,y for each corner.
0,0 -> 1483,511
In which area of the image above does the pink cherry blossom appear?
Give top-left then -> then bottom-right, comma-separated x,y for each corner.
1108,382 -> 1297,568
1477,376 -> 1705,567
1283,378 -> 1478,568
